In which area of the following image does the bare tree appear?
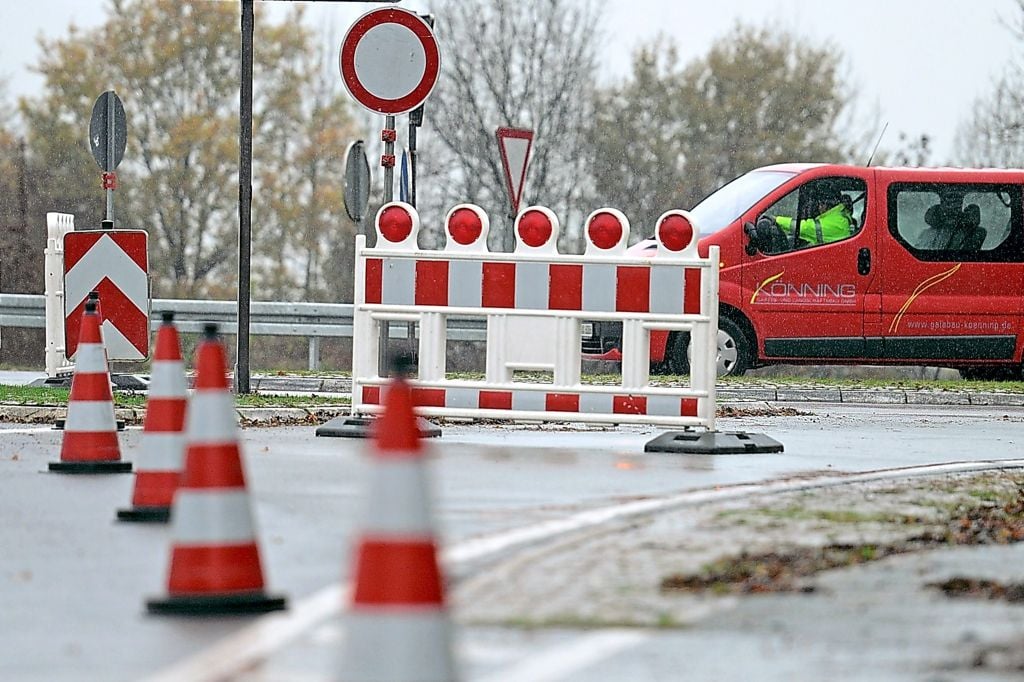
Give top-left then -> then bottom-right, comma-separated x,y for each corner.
419,0 -> 601,252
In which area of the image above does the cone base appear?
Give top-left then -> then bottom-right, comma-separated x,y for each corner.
147,592 -> 287,616
117,506 -> 171,523
49,460 -> 132,474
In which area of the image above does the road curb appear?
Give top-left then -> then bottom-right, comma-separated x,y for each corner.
0,404 -> 350,427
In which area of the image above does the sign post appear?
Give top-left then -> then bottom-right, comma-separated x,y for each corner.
496,127 -> 534,250
88,91 -> 127,227
339,7 -> 440,205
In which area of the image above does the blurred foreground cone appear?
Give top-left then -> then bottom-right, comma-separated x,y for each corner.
118,312 -> 186,522
339,375 -> 457,681
49,299 -> 130,474
147,324 -> 286,615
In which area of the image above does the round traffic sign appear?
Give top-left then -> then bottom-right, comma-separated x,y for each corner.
339,8 -> 440,115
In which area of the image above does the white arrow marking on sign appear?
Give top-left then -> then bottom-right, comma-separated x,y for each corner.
64,235 -> 147,316
100,322 -> 145,361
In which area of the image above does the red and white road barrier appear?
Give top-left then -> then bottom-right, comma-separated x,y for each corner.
118,312 -> 187,523
48,299 -> 131,474
147,325 -> 286,615
44,213 -> 76,378
340,376 -> 456,681
352,202 -> 720,429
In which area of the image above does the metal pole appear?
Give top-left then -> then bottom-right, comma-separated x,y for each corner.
237,0 -> 254,394
105,93 -> 114,223
383,115 -> 395,204
408,119 -> 417,209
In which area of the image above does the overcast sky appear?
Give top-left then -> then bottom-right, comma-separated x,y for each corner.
1,0 -> 1020,161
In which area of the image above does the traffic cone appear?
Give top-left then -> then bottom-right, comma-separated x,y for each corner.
117,312 -> 186,522
339,375 -> 457,681
147,324 -> 286,615
49,299 -> 131,474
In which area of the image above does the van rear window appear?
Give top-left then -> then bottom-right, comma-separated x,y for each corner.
888,183 -> 1023,262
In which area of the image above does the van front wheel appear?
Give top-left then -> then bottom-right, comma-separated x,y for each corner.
667,317 -> 752,377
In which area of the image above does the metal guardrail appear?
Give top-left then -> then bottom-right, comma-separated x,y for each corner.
0,293 -> 487,370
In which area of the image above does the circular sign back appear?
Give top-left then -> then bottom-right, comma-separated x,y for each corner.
339,8 -> 440,115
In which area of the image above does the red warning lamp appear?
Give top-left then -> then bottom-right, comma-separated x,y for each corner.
587,211 -> 623,250
518,209 -> 552,248
448,207 -> 483,245
658,213 -> 693,252
378,204 -> 415,243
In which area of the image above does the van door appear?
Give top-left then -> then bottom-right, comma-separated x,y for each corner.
877,179 -> 1024,364
743,174 -> 877,360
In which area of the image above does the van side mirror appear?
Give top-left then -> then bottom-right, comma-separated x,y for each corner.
743,221 -> 760,255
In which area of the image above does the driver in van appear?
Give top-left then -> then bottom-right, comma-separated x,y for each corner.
771,187 -> 855,246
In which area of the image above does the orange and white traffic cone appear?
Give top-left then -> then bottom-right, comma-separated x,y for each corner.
147,324 -> 286,615
339,375 -> 457,681
49,299 -> 131,474
118,312 -> 187,522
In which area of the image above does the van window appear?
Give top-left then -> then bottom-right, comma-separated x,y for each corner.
756,177 -> 866,254
889,183 -> 1023,262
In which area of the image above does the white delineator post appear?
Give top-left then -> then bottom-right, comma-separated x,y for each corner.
44,212 -> 75,377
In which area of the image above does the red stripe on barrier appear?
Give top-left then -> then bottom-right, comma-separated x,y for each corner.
479,390 -> 512,410
616,266 -> 650,312
546,393 -> 580,412
482,262 -> 516,308
415,260 -> 449,306
167,543 -> 266,594
365,258 -> 383,304
682,398 -> 698,416
363,386 -> 381,405
69,373 -> 113,401
143,398 -> 186,432
352,538 -> 444,606
179,444 -> 246,489
59,431 -> 120,462
684,267 -> 702,314
613,395 -> 647,415
548,264 -> 582,310
131,471 -> 180,507
412,387 -> 446,408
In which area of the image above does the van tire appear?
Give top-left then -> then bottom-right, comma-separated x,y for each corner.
666,317 -> 752,377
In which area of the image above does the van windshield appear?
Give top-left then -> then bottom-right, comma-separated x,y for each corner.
689,170 -> 796,235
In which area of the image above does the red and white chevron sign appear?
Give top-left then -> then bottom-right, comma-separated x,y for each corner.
63,230 -> 150,360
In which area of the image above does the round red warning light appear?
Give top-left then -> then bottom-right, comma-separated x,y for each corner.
588,211 -> 623,250
518,209 -> 552,248
448,207 -> 483,245
658,213 -> 693,252
378,204 -> 414,243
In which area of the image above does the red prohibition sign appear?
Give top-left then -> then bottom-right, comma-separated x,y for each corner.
339,8 -> 440,115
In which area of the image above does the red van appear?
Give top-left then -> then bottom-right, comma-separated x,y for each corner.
582,163 -> 1024,379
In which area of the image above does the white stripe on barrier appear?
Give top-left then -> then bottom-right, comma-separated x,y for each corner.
444,386 -> 478,410
73,343 -> 108,373
582,263 -> 616,312
448,260 -> 482,308
361,459 -> 435,535
147,361 -> 186,397
186,391 -> 238,442
172,490 -> 255,544
579,392 -> 613,414
137,432 -> 186,470
650,264 -> 685,314
514,261 -> 548,310
341,610 -> 453,682
64,401 -> 117,431
382,258 -> 415,305
647,394 -> 684,417
511,390 -> 546,412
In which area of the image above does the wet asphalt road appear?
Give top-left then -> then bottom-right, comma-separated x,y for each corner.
2,402 -> 1023,680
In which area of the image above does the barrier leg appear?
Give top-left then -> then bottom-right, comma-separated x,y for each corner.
418,312 -> 446,382
553,316 -> 581,387
621,320 -> 649,391
485,314 -> 512,384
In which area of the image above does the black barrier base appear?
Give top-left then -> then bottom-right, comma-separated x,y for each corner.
117,506 -> 171,523
315,415 -> 442,439
53,419 -> 126,431
48,460 -> 133,473
645,430 -> 784,455
147,592 -> 287,616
